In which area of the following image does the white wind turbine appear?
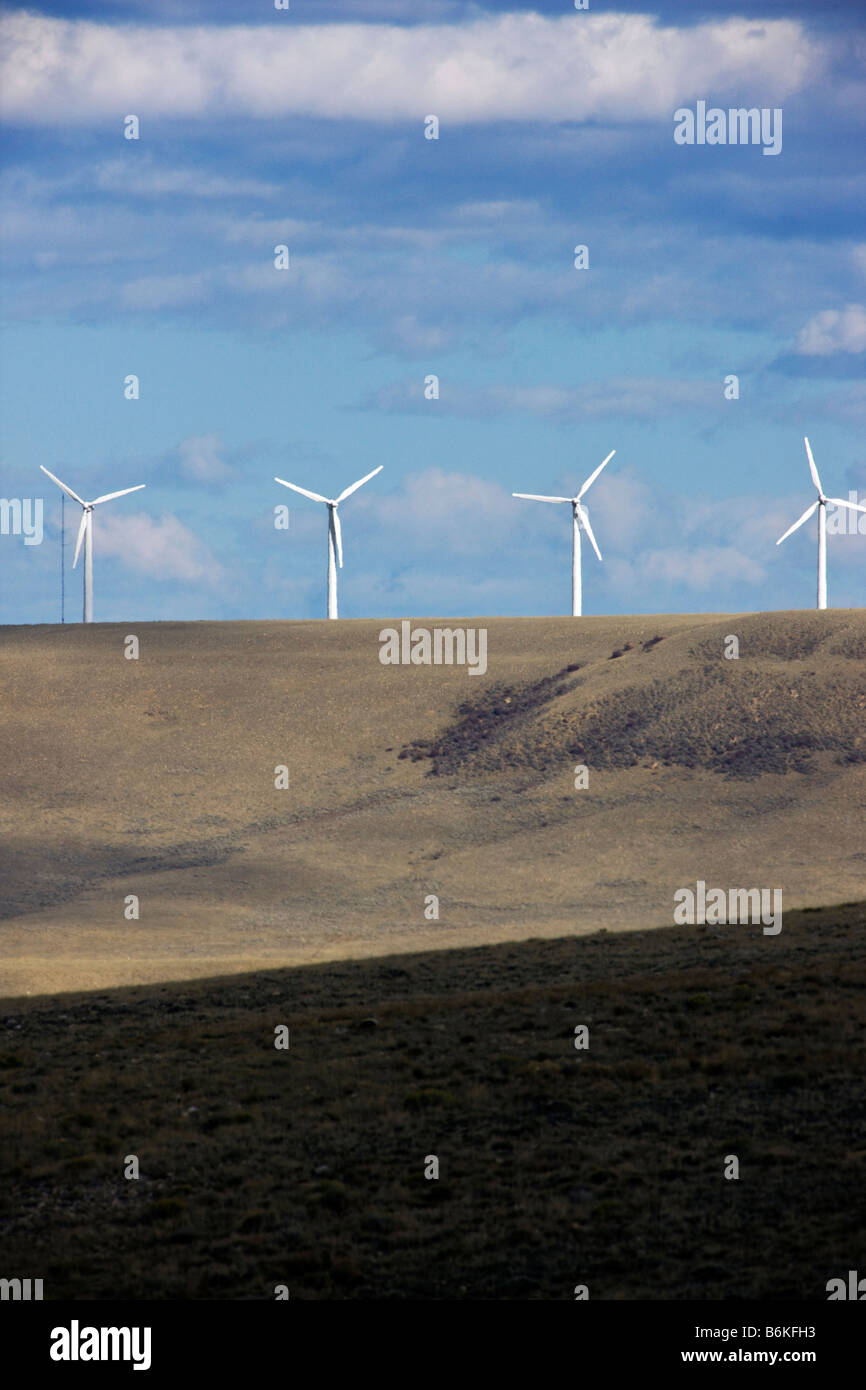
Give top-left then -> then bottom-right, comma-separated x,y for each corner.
40,465 -> 146,623
513,450 -> 615,616
274,466 -> 383,619
775,437 -> 866,610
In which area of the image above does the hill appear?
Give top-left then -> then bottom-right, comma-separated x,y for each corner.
1,904 -> 863,1299
0,610 -> 864,996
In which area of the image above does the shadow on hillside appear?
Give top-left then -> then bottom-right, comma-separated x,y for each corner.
1,903 -> 864,1299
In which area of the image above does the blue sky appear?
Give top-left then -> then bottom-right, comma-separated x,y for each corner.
1,0 -> 865,622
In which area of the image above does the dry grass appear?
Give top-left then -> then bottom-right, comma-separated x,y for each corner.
1,611 -> 865,994
1,903 -> 864,1300
1,610 -> 863,1299
403,616 -> 866,780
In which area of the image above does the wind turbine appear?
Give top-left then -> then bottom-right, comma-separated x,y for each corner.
40,466 -> 146,623
775,438 -> 866,610
513,450 -> 615,616
274,466 -> 383,619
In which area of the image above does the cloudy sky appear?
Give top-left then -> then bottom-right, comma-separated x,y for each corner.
1,0 -> 864,623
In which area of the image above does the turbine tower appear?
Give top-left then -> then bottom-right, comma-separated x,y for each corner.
274,466 -> 383,618
513,450 -> 615,616
775,438 -> 866,610
40,466 -> 145,623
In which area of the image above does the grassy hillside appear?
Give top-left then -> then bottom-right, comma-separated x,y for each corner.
1,903 -> 863,1300
1,610 -> 864,996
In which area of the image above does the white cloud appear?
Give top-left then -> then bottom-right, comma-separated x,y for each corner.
387,315 -> 458,354
375,467 -> 515,554
176,433 -> 235,484
817,383 -> 866,425
588,469 -> 655,552
642,545 -> 765,589
369,376 -> 721,420
92,159 -> 280,199
119,272 -> 212,310
512,476 -> 782,596
97,512 -> 223,581
453,199 -> 543,223
365,467 -> 777,600
0,152 -> 854,350
0,12 -> 822,125
220,216 -> 318,246
795,304 -> 866,356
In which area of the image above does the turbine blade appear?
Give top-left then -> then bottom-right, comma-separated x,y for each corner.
331,508 -> 343,568
776,499 -> 819,545
91,484 -> 146,505
826,498 -> 866,514
577,504 -> 603,561
576,449 -> 615,500
804,437 -> 823,495
72,511 -> 88,568
274,477 -> 330,504
336,465 -> 383,503
40,465 -> 87,507
512,493 -> 570,503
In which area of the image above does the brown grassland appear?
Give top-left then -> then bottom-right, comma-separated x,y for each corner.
0,611 -> 863,1298
1,610 -> 864,994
